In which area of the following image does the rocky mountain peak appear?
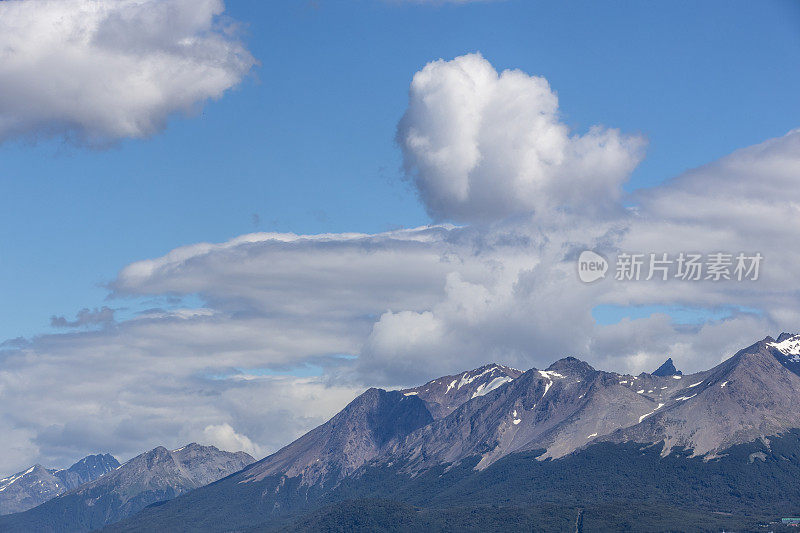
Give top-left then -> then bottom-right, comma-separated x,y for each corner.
0,454 -> 119,516
652,357 -> 682,376
400,363 -> 522,419
53,453 -> 119,491
776,332 -> 799,343
768,333 -> 800,358
0,444 -> 256,530
545,356 -> 595,378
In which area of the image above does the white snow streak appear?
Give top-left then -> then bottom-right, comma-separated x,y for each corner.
0,466 -> 36,492
638,403 -> 665,423
471,376 -> 514,398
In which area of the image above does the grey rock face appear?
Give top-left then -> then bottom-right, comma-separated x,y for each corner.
400,363 -> 523,419
0,465 -> 65,516
240,388 -> 433,487
607,336 -> 800,457
237,366 -> 521,490
54,454 -> 120,490
0,454 -> 120,515
383,338 -> 800,469
388,357 -> 664,469
652,357 -> 682,376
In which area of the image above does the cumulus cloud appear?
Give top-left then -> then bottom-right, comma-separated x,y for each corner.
202,423 -> 262,457
397,53 -> 646,222
0,0 -> 255,145
6,129 -> 800,473
2,54 -> 799,478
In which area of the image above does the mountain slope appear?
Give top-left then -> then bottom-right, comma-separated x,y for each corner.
607,336 -> 800,456
238,388 -> 433,489
400,363 -> 522,419
388,356 -> 675,469
0,444 -> 254,532
0,454 -> 119,515
53,455 -> 121,490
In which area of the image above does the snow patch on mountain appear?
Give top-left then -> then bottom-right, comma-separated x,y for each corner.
458,367 -> 497,389
769,334 -> 800,360
472,376 -> 514,398
639,403 -> 665,423
0,467 -> 35,493
769,334 -> 800,354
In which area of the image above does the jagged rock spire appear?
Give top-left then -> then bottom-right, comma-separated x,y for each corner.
652,357 -> 682,376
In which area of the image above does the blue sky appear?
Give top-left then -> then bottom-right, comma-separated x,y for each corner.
3,0 -> 800,472
2,0 -> 799,341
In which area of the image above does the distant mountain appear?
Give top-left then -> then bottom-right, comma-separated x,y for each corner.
53,454 -> 121,490
0,443 -> 254,532
27,334 -> 800,531
0,454 -> 119,515
651,357 -> 681,376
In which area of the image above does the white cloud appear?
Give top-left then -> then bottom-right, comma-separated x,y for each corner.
0,0 -> 255,145
0,317 -> 363,473
2,54 -> 799,478
397,53 -> 646,222
111,226 -> 459,318
201,423 -> 262,457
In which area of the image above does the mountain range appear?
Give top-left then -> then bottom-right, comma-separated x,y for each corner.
0,454 -> 119,515
104,333 -> 800,532
0,444 -> 253,532
4,334 -> 800,531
